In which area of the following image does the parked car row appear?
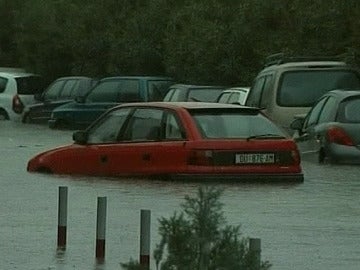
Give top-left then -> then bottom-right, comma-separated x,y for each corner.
6,52 -> 360,183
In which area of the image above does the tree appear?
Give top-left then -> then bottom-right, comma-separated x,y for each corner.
121,186 -> 271,270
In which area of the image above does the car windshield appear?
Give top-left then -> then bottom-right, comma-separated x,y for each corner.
15,75 -> 44,95
190,109 -> 285,139
188,88 -> 224,102
278,70 -> 360,107
338,97 -> 360,123
86,79 -> 140,103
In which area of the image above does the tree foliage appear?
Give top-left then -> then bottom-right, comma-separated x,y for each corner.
1,0 -> 360,86
121,186 -> 271,270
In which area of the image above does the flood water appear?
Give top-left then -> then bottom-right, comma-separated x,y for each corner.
0,121 -> 359,270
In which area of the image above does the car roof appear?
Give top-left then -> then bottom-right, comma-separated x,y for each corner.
100,75 -> 173,81
326,89 -> 360,98
114,101 -> 259,111
169,84 -> 225,89
260,61 -> 349,73
54,76 -> 94,80
223,87 -> 250,92
0,71 -> 40,78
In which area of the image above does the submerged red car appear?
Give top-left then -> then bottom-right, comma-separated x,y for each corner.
27,102 -> 304,182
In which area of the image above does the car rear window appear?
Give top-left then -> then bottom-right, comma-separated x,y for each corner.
338,97 -> 360,123
190,109 -> 285,138
15,75 -> 43,95
278,70 -> 360,107
147,80 -> 174,101
188,88 -> 224,102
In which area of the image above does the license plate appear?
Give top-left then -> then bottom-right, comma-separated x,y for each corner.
235,153 -> 275,164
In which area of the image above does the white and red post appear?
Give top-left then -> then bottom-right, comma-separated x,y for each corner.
57,186 -> 68,249
140,209 -> 151,269
96,196 -> 107,259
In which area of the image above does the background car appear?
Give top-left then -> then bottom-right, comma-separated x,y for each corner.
216,87 -> 250,105
22,76 -> 98,124
245,53 -> 360,135
0,71 -> 43,121
163,84 -> 225,102
28,102 -> 303,182
291,89 -> 360,164
48,76 -> 174,129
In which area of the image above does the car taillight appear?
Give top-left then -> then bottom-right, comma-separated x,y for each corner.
277,150 -> 300,165
187,150 -> 213,166
12,94 -> 24,114
326,127 -> 354,146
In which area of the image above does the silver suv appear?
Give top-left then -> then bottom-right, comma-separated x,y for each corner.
245,53 -> 360,135
0,71 -> 43,121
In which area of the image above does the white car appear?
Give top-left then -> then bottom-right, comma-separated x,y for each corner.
0,71 -> 43,121
216,87 -> 250,105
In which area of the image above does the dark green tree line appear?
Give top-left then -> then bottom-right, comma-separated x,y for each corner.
1,0 -> 360,86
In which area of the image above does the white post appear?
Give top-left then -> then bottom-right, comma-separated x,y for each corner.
140,209 -> 151,269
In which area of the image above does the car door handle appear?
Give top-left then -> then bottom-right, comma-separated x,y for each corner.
100,155 -> 108,163
142,153 -> 151,161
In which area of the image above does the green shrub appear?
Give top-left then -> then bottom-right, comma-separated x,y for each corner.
121,186 -> 271,270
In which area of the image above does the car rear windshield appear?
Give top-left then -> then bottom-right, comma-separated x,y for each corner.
188,88 -> 224,102
15,75 -> 43,95
86,79 -> 141,103
147,80 -> 174,101
190,109 -> 285,139
278,70 -> 360,107
338,97 -> 360,123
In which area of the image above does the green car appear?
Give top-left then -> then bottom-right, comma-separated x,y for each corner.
48,76 -> 174,129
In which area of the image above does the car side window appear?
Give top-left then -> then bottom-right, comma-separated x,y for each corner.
304,97 -> 328,128
260,75 -> 273,108
44,80 -> 65,100
318,96 -> 337,123
246,77 -> 266,107
122,108 -> 163,141
164,112 -> 185,140
0,77 -> 8,93
117,80 -> 141,102
163,89 -> 175,101
87,108 -> 131,144
60,80 -> 79,98
170,89 -> 184,101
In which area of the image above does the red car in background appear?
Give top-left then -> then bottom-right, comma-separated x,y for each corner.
27,102 -> 304,182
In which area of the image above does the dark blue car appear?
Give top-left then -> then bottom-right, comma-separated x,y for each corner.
48,76 -> 174,129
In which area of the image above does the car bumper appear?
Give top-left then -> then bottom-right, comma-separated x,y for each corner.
169,173 -> 304,183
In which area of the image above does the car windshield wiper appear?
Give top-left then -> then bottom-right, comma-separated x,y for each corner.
246,134 -> 286,141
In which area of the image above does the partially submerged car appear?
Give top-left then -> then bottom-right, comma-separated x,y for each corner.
291,90 -> 360,164
23,76 -> 97,124
48,76 -> 174,129
28,102 -> 304,182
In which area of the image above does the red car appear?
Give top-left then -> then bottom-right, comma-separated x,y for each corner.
27,102 -> 304,182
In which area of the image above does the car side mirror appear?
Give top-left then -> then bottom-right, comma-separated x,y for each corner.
290,117 -> 304,131
73,130 -> 88,145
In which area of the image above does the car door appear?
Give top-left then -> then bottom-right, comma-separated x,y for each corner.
296,96 -> 329,160
117,108 -> 187,176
